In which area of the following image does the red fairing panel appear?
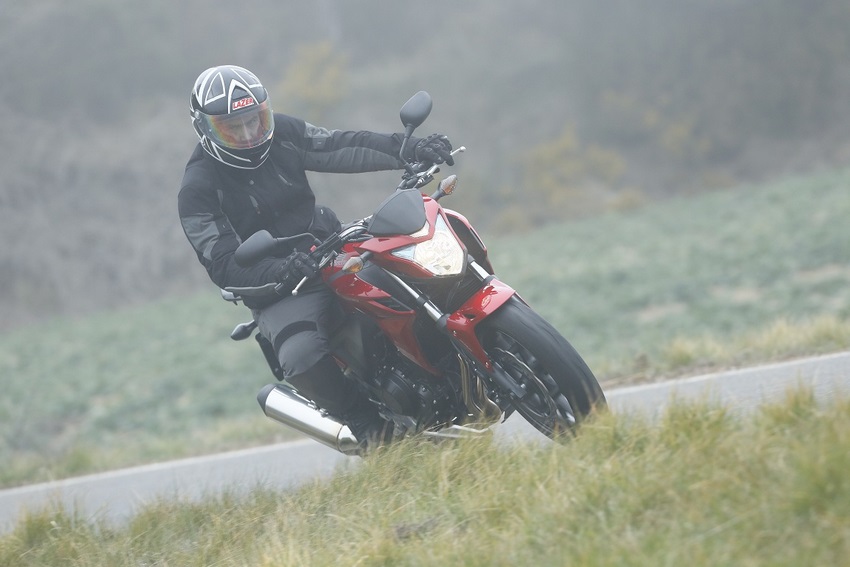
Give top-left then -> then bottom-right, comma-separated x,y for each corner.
324,258 -> 439,374
445,278 -> 516,366
443,208 -> 486,253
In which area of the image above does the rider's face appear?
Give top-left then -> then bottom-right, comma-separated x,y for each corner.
226,114 -> 262,144
203,98 -> 274,150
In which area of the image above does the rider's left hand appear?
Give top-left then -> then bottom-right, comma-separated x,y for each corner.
275,250 -> 318,285
414,134 -> 454,166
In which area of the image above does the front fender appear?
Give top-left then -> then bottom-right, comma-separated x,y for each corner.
445,278 -> 516,366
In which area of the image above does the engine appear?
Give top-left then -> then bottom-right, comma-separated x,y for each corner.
329,314 -> 459,429
374,359 -> 457,429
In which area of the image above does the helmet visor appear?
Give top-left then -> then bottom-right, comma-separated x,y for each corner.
200,99 -> 274,150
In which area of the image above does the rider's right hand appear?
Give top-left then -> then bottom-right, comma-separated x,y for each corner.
414,133 -> 454,166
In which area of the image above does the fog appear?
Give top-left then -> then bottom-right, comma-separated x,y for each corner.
2,0 -> 849,328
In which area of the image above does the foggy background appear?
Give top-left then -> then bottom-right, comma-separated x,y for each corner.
2,0 -> 849,330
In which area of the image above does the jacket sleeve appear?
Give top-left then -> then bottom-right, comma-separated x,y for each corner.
178,166 -> 280,290
282,117 -> 410,173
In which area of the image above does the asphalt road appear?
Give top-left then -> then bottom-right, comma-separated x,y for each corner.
1,351 -> 847,532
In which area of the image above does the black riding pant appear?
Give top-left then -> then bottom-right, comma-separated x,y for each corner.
253,282 -> 361,416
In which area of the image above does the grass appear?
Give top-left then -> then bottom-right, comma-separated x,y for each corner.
2,390 -> 848,566
1,166 -> 849,487
489,167 -> 850,379
0,294 -> 299,488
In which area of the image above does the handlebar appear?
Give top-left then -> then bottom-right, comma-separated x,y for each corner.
400,146 -> 465,190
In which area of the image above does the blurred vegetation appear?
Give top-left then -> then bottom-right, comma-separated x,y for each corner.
1,167 -> 848,487
2,1 -> 850,327
275,41 -> 349,123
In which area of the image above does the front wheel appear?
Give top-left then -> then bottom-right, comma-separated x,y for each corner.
477,297 -> 606,437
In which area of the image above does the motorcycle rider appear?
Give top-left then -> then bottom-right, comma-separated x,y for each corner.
178,65 -> 453,448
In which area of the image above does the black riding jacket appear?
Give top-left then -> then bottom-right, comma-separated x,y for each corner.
178,113 -> 409,306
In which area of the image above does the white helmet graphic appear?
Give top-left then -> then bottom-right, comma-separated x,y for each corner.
190,65 -> 274,169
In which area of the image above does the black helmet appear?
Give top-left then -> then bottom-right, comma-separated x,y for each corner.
190,65 -> 274,169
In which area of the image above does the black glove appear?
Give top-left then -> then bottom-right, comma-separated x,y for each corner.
274,250 -> 319,286
414,133 -> 454,166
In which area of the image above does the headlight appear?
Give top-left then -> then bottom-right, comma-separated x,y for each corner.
391,215 -> 465,276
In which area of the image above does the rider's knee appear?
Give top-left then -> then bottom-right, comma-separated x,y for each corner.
276,329 -> 329,379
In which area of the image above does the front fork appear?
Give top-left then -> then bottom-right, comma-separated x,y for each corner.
382,257 -> 528,404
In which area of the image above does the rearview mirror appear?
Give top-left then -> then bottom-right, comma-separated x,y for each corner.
234,230 -> 318,267
398,91 -> 433,164
400,91 -> 432,131
234,230 -> 277,267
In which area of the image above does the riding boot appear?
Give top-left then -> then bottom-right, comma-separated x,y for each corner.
285,355 -> 359,415
343,403 -> 394,454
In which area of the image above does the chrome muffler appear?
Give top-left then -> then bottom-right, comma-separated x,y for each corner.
257,384 -> 361,455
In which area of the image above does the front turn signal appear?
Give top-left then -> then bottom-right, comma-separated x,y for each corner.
342,256 -> 365,273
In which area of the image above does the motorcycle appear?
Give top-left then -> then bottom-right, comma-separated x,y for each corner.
222,91 -> 606,455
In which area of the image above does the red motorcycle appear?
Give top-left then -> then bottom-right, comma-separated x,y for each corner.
225,92 -> 606,454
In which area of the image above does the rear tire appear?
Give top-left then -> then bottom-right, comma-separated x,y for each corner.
478,297 -> 606,437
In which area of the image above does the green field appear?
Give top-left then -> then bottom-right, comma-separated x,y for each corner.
491,167 -> 850,379
3,391 -> 848,566
1,167 -> 849,487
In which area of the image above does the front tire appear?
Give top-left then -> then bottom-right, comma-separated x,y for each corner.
478,297 -> 606,437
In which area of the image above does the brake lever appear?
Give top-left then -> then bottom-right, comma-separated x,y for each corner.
291,276 -> 309,296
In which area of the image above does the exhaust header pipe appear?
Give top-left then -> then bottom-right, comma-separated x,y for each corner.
257,384 -> 361,455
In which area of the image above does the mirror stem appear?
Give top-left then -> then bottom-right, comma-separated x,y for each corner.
399,123 -> 416,175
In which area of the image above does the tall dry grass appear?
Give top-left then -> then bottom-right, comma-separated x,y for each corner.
2,389 -> 848,566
